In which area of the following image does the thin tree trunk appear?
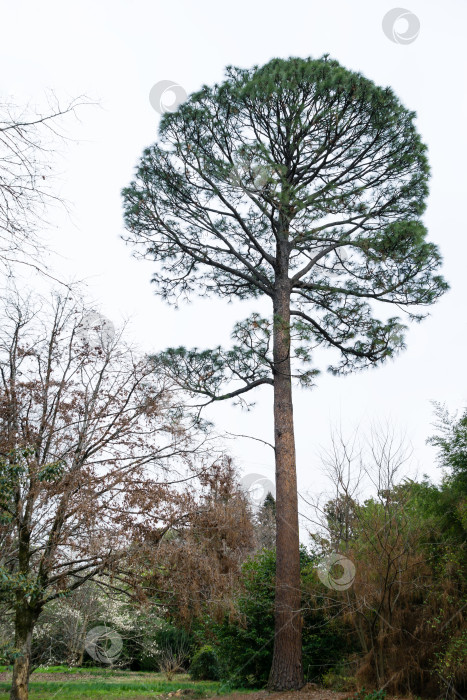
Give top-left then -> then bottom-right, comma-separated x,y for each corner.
10,603 -> 40,700
268,279 -> 304,690
76,613 -> 90,667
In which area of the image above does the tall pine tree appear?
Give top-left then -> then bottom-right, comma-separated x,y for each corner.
122,56 -> 447,689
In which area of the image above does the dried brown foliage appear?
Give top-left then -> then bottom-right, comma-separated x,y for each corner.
138,458 -> 256,626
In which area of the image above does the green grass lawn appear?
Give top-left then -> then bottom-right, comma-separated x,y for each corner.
0,669 -> 251,700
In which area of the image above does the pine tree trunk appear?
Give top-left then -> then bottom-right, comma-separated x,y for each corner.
268,278 -> 304,690
10,604 -> 40,700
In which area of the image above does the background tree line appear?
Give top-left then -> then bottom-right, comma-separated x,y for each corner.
2,320 -> 466,698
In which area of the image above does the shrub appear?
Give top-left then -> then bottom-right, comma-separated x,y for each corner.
155,625 -> 192,679
189,645 -> 221,681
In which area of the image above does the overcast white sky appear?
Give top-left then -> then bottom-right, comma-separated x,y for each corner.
1,0 -> 466,523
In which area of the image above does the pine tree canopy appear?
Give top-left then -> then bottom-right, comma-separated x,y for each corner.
122,56 -> 447,404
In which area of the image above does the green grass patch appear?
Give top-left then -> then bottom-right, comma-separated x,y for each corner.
0,668 -> 254,699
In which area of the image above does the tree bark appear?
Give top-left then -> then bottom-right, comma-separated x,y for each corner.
10,602 -> 40,700
268,276 -> 304,690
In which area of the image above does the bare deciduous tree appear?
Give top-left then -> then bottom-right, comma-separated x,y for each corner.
0,94 -> 87,276
0,289 -> 211,700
